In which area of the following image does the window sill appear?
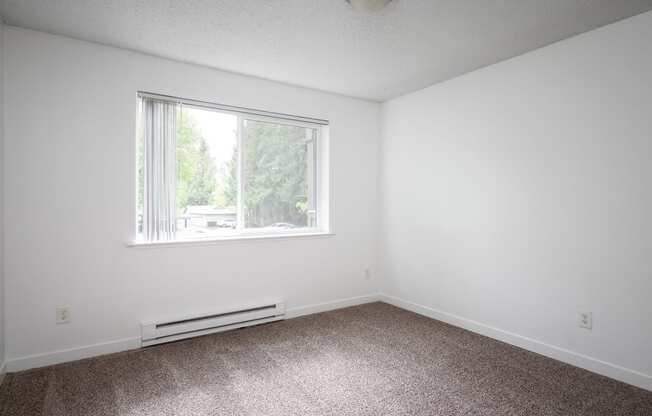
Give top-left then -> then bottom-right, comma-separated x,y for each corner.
127,231 -> 334,248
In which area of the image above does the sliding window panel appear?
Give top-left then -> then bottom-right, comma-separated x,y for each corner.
173,105 -> 239,240
241,118 -> 318,231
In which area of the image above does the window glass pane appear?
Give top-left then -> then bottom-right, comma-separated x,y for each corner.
242,119 -> 317,230
175,106 -> 238,239
136,93 -> 325,242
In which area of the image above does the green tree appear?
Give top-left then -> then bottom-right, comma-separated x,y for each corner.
186,139 -> 217,206
242,121 -> 310,227
224,144 -> 238,208
176,112 -> 217,212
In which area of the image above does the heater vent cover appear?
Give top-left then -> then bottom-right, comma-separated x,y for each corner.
141,301 -> 285,347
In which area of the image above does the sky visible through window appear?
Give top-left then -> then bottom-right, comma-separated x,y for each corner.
188,107 -> 236,176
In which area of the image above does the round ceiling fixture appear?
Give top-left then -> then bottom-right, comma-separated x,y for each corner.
346,0 -> 392,12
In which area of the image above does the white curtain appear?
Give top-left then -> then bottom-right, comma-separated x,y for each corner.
140,97 -> 179,241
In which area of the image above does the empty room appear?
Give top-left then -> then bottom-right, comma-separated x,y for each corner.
1,0 -> 652,415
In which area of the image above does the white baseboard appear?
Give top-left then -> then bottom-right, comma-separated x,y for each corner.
380,293 -> 652,392
286,292 -> 380,319
6,337 -> 141,373
5,293 -> 381,373
0,361 -> 6,385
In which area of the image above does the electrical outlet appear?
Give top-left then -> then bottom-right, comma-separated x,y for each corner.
56,306 -> 71,324
579,312 -> 592,330
364,268 -> 372,280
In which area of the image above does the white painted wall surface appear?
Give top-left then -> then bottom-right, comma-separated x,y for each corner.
3,27 -> 380,366
0,20 -> 5,374
380,10 -> 652,385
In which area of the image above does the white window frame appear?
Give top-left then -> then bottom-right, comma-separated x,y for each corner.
132,92 -> 331,246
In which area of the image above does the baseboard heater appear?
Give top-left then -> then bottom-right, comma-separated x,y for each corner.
141,301 -> 286,347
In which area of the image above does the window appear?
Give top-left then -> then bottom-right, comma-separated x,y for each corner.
136,93 -> 328,243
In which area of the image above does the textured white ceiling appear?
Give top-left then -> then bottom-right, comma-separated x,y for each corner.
2,0 -> 652,101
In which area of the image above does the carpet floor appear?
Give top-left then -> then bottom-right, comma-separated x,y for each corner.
1,302 -> 651,415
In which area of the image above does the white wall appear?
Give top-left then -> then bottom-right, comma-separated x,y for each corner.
3,26 -> 380,369
0,19 -> 5,376
380,11 -> 652,389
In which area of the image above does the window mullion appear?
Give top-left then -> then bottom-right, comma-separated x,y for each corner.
312,129 -> 319,229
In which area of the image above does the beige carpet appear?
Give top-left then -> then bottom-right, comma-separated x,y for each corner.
1,302 -> 651,415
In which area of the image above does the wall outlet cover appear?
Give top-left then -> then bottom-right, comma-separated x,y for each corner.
56,306 -> 71,324
579,312 -> 592,330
